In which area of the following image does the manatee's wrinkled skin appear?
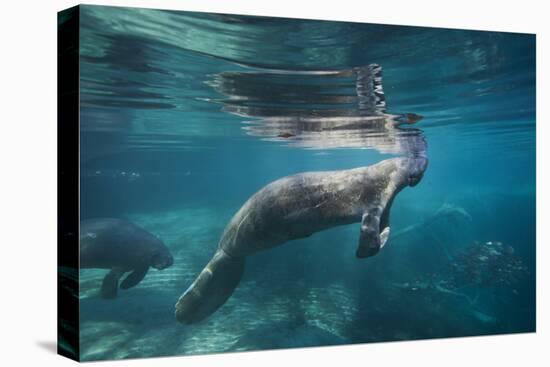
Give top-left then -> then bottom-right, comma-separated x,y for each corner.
175,157 -> 427,323
80,218 -> 174,298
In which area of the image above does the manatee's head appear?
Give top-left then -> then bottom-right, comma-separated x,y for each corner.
400,156 -> 428,187
356,156 -> 428,259
150,241 -> 174,270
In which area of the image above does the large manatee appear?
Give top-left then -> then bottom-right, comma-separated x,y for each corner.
175,156 -> 427,323
80,218 -> 174,298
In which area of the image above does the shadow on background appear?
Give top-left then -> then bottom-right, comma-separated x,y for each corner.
35,340 -> 57,355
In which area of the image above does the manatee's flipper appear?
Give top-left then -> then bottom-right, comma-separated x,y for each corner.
379,226 -> 390,248
356,211 -> 382,258
101,269 -> 123,299
120,266 -> 149,289
356,208 -> 391,258
175,250 -> 245,324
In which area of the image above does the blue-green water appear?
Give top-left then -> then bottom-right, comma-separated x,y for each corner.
77,5 -> 535,361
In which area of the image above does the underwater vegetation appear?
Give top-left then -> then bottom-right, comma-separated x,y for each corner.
449,241 -> 528,289
391,239 -> 528,305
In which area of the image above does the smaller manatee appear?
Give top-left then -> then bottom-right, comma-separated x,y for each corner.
80,218 -> 174,299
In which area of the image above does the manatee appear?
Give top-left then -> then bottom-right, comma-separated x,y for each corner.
175,156 -> 427,323
80,218 -> 174,298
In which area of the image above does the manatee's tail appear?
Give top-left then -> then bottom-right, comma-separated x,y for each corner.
175,250 -> 245,324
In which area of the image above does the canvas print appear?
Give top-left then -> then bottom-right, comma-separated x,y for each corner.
57,4 -> 536,361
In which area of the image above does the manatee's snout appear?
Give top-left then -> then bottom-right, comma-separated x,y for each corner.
403,156 -> 428,187
152,251 -> 174,270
